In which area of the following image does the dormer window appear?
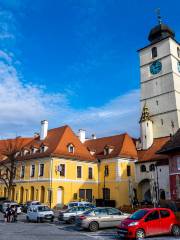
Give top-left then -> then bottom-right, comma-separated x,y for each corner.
67,144 -> 74,153
40,144 -> 48,153
31,147 -> 38,154
104,145 -> 114,155
23,149 -> 29,155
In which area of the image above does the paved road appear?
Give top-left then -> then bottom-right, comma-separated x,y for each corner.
0,213 -> 178,240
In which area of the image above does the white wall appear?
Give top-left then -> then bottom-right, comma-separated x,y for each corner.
135,162 -> 171,200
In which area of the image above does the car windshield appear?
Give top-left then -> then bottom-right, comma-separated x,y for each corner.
38,206 -> 50,212
69,203 -> 78,208
67,207 -> 77,213
83,209 -> 94,216
130,210 -> 149,220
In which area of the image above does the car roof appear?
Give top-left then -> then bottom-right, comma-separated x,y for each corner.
139,208 -> 172,211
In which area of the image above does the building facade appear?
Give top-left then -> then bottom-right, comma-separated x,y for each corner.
0,122 -> 137,208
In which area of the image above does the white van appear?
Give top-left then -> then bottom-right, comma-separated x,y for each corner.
26,205 -> 54,222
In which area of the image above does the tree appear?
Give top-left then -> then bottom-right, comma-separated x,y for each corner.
0,137 -> 29,200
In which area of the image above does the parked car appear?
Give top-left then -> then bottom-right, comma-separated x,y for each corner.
26,205 -> 54,223
76,207 -> 129,231
117,208 -> 180,239
2,201 -> 22,214
22,200 -> 41,213
67,201 -> 95,209
59,206 -> 93,223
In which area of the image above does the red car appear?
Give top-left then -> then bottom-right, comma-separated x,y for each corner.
117,208 -> 180,239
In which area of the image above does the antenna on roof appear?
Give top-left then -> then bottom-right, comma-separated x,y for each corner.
155,8 -> 162,25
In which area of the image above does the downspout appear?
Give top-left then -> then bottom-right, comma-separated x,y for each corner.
49,155 -> 53,208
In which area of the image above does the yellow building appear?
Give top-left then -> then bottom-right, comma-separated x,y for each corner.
0,121 -> 137,208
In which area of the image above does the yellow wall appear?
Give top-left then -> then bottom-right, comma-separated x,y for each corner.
0,156 -> 136,208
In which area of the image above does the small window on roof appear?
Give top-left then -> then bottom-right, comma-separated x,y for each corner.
68,144 -> 74,153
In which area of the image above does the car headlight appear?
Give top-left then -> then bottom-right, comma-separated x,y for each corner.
128,222 -> 138,226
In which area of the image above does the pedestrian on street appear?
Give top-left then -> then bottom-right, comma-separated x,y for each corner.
6,205 -> 11,223
11,206 -> 18,222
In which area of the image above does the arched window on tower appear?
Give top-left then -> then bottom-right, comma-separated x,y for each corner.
140,165 -> 146,172
149,164 -> 155,172
152,47 -> 157,58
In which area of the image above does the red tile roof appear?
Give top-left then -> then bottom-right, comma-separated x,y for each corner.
84,133 -> 137,160
137,136 -> 170,163
17,125 -> 95,161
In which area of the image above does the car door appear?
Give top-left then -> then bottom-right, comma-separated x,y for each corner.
144,210 -> 161,236
28,207 -> 34,220
107,208 -> 124,227
94,208 -> 111,228
159,209 -> 171,234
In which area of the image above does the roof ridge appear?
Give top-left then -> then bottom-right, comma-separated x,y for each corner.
85,132 -> 127,142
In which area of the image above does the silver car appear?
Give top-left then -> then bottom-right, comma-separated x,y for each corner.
76,207 -> 130,231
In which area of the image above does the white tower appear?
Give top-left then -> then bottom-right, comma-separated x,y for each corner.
140,104 -> 153,149
139,17 -> 180,138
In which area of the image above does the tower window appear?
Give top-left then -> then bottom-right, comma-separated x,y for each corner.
152,47 -> 157,58
156,100 -> 159,106
171,120 -> 175,129
177,47 -> 180,58
141,165 -> 146,172
161,119 -> 164,125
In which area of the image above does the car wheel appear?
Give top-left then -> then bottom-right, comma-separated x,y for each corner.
89,222 -> 99,232
172,225 -> 180,236
37,217 -> 43,223
136,229 -> 145,239
51,218 -> 54,223
69,217 -> 75,224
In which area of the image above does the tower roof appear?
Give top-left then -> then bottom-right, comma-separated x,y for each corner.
148,23 -> 175,43
140,104 -> 151,123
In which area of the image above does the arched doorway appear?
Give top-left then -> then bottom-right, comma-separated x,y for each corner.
30,186 -> 34,200
160,189 -> 166,200
57,187 -> 64,207
138,179 -> 151,202
40,186 -> 45,203
4,187 -> 7,198
20,187 -> 24,203
11,188 -> 15,201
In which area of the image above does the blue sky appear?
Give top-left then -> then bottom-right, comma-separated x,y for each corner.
0,0 -> 179,139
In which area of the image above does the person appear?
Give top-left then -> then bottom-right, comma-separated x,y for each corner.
11,206 -> 17,222
6,205 -> 11,223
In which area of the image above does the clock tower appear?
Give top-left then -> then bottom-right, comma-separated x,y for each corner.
139,19 -> 180,144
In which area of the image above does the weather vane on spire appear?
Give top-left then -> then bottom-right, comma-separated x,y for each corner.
155,8 -> 162,25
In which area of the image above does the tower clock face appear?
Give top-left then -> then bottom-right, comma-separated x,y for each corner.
150,60 -> 162,75
178,61 -> 180,73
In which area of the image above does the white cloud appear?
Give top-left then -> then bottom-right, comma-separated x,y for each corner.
0,2 -> 140,139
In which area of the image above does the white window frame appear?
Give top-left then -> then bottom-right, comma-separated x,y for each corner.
20,165 -> 25,178
30,164 -> 35,177
38,163 -> 44,177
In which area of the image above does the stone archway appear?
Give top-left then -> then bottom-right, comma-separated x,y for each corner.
138,179 -> 151,202
40,186 -> 45,203
30,186 -> 34,200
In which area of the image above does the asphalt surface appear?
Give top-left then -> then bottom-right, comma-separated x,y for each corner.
0,213 -> 178,240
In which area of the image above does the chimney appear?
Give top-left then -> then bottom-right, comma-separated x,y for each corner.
78,129 -> 86,143
40,120 -> 48,140
91,134 -> 96,139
